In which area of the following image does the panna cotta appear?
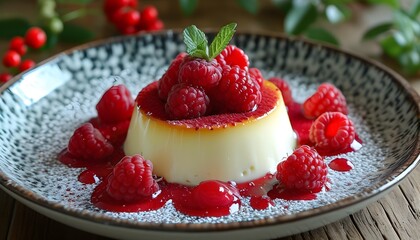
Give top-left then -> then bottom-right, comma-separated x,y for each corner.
124,80 -> 296,186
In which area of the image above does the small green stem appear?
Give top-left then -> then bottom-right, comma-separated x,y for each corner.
61,8 -> 100,22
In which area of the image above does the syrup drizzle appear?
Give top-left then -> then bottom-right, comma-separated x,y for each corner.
58,100 -> 362,216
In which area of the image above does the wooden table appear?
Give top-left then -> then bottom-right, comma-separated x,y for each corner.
1,1 -> 419,239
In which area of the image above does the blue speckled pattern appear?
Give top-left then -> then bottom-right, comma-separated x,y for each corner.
0,31 -> 419,232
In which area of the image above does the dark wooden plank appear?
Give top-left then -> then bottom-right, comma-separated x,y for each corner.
378,185 -> 420,240
0,189 -> 15,240
323,217 -> 363,240
4,200 -> 113,240
398,167 -> 420,219
7,202 -> 50,240
351,204 -> 399,239
46,219 -> 112,240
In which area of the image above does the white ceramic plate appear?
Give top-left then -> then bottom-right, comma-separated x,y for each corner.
0,31 -> 419,240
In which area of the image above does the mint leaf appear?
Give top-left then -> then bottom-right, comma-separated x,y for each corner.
183,25 -> 209,59
189,49 -> 209,59
208,23 -> 237,59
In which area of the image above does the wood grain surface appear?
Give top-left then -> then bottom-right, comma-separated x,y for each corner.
0,0 -> 419,239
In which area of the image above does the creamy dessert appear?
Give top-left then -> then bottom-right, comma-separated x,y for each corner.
124,80 -> 296,185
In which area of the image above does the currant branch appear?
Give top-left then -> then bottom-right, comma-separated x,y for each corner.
0,0 -> 165,84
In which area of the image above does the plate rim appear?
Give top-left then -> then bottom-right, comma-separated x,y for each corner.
0,29 -> 419,233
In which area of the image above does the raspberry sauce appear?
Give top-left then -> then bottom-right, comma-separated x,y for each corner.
328,158 -> 354,172
250,195 -> 275,210
58,82 -> 363,216
268,184 -> 317,201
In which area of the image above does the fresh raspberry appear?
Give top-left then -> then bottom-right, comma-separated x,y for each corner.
96,84 -> 134,124
0,73 -> 13,83
106,155 -> 159,202
309,112 -> 355,150
276,145 -> 327,192
91,118 -> 130,146
248,68 -> 264,88
191,180 -> 238,209
212,65 -> 261,113
165,84 -> 209,119
24,27 -> 47,49
178,58 -> 222,91
157,52 -> 187,100
268,77 -> 293,107
303,83 -> 348,119
2,50 -> 21,68
67,123 -> 114,161
215,45 -> 249,69
9,36 -> 27,56
18,59 -> 35,72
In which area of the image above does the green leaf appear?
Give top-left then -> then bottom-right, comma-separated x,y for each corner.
304,27 -> 339,46
189,49 -> 209,59
409,0 -> 420,17
59,23 -> 94,43
179,0 -> 198,16
284,3 -> 318,35
362,22 -> 393,40
0,18 -> 31,39
325,4 -> 351,24
394,10 -> 420,40
237,0 -> 258,14
398,47 -> 420,74
324,0 -> 353,4
380,35 -> 405,58
271,0 -> 292,13
43,29 -> 59,49
365,0 -> 399,8
208,23 -> 237,59
56,0 -> 93,4
183,25 -> 209,59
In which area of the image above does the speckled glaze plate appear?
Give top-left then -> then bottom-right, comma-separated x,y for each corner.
0,31 -> 419,240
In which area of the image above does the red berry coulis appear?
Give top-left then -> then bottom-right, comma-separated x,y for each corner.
328,158 -> 354,172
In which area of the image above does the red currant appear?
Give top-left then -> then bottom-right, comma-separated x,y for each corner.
2,50 -> 21,68
104,0 -> 138,20
141,6 -> 158,22
119,25 -> 137,35
25,27 -> 47,49
19,59 -> 36,72
110,7 -> 126,24
9,36 -> 27,56
0,73 -> 13,83
120,9 -> 140,27
141,19 -> 164,31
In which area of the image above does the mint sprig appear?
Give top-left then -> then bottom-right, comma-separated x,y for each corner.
183,23 -> 237,61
